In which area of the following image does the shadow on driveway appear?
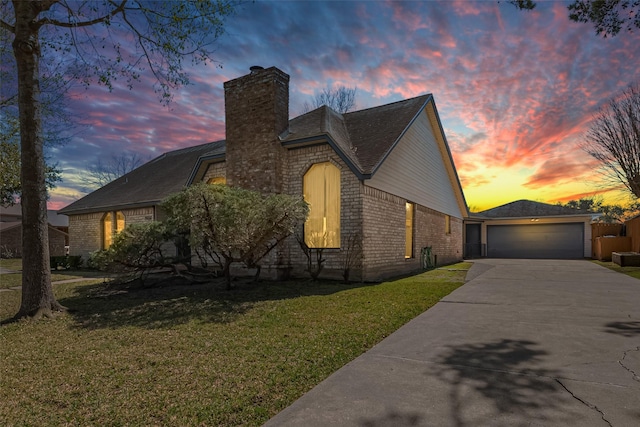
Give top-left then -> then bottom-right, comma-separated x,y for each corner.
429,339 -> 573,427
603,321 -> 640,337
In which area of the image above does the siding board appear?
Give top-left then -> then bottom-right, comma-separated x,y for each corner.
367,110 -> 463,218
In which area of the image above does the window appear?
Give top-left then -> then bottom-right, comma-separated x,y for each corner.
103,211 -> 125,249
445,214 -> 451,235
405,202 -> 414,259
304,162 -> 340,248
207,176 -> 226,185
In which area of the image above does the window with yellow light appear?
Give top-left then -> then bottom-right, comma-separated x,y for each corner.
303,162 -> 340,248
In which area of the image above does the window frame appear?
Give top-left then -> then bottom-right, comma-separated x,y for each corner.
303,162 -> 341,249
102,211 -> 125,249
405,202 -> 415,259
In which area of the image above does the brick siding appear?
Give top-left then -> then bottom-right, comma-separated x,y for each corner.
203,161 -> 226,183
281,143 -> 363,281
68,207 -> 156,260
362,185 -> 463,281
68,212 -> 103,259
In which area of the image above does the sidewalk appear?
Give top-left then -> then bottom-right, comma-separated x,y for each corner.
264,259 -> 640,426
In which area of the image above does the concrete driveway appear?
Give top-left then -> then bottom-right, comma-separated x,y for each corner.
264,259 -> 640,427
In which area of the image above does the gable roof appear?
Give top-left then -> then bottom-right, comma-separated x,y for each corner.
0,204 -> 22,220
59,141 -> 225,215
281,94 -> 432,177
477,200 -> 596,218
1,204 -> 69,226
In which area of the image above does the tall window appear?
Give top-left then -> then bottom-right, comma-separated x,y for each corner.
304,162 -> 340,248
405,202 -> 414,258
207,176 -> 226,185
445,214 -> 451,235
103,211 -> 125,249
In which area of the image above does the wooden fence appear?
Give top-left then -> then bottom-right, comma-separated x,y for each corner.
626,215 -> 640,253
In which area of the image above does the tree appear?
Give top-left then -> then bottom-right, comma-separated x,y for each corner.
0,1 -> 237,320
0,138 -> 61,206
0,139 -> 20,206
558,196 -> 640,222
86,152 -> 145,189
1,40 -> 70,207
162,183 -> 308,289
303,85 -> 357,114
511,0 -> 640,37
581,84 -> 640,200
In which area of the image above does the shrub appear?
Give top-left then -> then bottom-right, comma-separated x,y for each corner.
162,183 -> 308,288
91,222 -> 179,282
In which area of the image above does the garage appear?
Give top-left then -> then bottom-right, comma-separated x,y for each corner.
487,223 -> 584,259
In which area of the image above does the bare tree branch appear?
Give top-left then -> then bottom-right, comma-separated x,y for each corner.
303,85 -> 357,114
86,152 -> 145,188
581,83 -> 640,199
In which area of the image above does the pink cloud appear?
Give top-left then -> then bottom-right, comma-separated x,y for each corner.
523,157 -> 598,189
551,187 -> 622,205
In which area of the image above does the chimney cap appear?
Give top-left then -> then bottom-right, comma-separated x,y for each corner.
249,65 -> 264,73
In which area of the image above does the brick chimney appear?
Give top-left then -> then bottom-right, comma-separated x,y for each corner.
224,66 -> 289,193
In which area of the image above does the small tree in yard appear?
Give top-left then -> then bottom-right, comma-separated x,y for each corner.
296,233 -> 326,281
342,233 -> 363,283
162,184 -> 308,289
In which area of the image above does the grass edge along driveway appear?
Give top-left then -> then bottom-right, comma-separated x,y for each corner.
0,262 -> 471,427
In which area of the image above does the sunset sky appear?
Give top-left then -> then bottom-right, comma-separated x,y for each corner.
44,0 -> 640,212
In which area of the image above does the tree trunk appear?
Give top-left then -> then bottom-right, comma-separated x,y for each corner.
12,1 -> 65,319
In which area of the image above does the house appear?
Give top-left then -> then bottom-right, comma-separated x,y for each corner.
60,66 -> 468,281
0,204 -> 69,257
464,200 -> 597,259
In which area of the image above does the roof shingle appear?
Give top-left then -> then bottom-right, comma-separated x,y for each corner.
60,141 -> 225,215
477,200 -> 594,218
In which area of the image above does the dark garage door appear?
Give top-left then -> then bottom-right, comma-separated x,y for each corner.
487,223 -> 584,259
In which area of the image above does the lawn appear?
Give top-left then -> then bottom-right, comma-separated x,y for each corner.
592,260 -> 640,280
0,263 -> 471,426
0,259 -> 106,290
0,258 -> 22,271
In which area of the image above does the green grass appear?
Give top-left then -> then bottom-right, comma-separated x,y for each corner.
0,263 -> 105,290
592,260 -> 640,280
0,258 -> 22,271
0,263 -> 470,426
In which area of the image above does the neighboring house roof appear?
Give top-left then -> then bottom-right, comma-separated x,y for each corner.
0,204 -> 70,226
47,210 -> 69,227
61,95 -> 466,217
0,204 -> 22,221
476,200 -> 597,219
59,141 -> 225,215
